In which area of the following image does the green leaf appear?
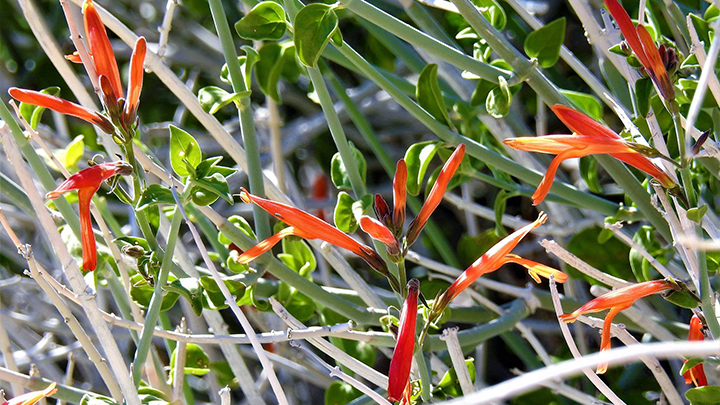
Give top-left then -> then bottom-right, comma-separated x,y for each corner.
280,235 -> 316,277
256,42 -> 293,102
198,86 -> 249,114
19,86 -> 60,130
200,276 -> 247,310
524,17 -> 565,68
324,381 -> 361,405
129,274 -> 180,311
351,194 -> 373,222
472,0 -> 506,29
234,1 -> 287,41
191,173 -> 233,205
226,250 -> 251,274
276,282 -> 316,321
293,3 -> 340,67
689,14 -> 711,47
60,135 -> 85,171
634,78 -> 653,118
579,156 -> 603,193
663,288 -> 702,308
434,358 -> 476,397
686,386 -> 720,405
493,190 -> 511,237
561,89 -> 603,121
680,358 -> 704,375
687,205 -> 708,223
80,394 -> 117,405
113,236 -> 150,253
218,215 -> 256,245
486,76 -> 512,118
334,191 -> 359,233
164,278 -> 204,317
416,64 -> 451,126
170,343 -> 211,377
136,184 -> 176,211
330,142 -> 367,190
169,125 -> 202,177
242,46 -> 260,89
404,141 -> 440,196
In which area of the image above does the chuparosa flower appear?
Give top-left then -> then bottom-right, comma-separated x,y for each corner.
238,189 -> 385,272
406,144 -> 465,246
682,314 -> 708,387
9,0 -> 146,135
434,213 -> 566,312
504,105 -> 677,205
604,0 -> 675,102
388,279 -> 419,402
559,279 -> 678,374
46,162 -> 133,271
2,383 -> 57,405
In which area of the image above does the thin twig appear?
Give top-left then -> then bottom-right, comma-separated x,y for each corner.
291,342 -> 391,405
549,277 -> 627,405
540,240 -> 630,288
440,327 -> 474,396
57,0 -> 98,92
157,0 -> 179,58
0,290 -> 22,397
172,318 -> 187,404
266,97 -> 286,192
576,316 -> 683,405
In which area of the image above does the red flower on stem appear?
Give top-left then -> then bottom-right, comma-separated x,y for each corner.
238,189 -> 385,271
435,213 -> 566,312
2,383 -> 57,405
46,162 -> 133,271
604,0 -> 675,102
9,0 -> 146,135
406,144 -> 465,246
388,279 -> 419,402
504,105 -> 677,205
682,314 -> 708,387
559,279 -> 678,374
392,159 -> 407,232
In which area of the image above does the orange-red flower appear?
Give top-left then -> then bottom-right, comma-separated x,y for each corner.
9,0 -> 146,136
434,213 -> 566,312
388,279 -> 419,402
2,383 -> 57,405
359,216 -> 400,255
559,279 -> 678,374
238,189 -> 385,271
46,162 -> 133,271
393,159 -> 407,231
406,144 -> 465,245
504,105 -> 677,205
604,0 -> 675,101
682,314 -> 708,387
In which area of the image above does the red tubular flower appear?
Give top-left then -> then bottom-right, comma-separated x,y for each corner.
46,162 -> 133,271
504,105 -> 677,205
83,0 -> 123,99
8,88 -> 114,133
682,314 -> 708,387
393,159 -> 407,231
123,37 -> 147,127
388,279 -> 419,402
239,189 -> 385,271
406,144 -> 465,246
559,279 -> 678,374
359,216 -> 399,254
2,383 -> 57,405
435,213 -> 566,311
604,0 -> 675,101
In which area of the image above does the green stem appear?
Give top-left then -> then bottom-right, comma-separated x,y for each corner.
208,0 -> 271,240
0,99 -> 81,239
307,67 -> 367,197
0,171 -> 32,215
123,143 -> 160,252
672,111 -> 696,207
397,259 -> 407,298
413,350 -> 432,401
698,235 -> 720,337
337,0 -> 512,83
131,199 -> 185,386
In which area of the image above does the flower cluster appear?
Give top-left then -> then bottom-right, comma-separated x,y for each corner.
46,161 -> 133,271
559,279 -> 679,374
504,105 -> 678,205
9,0 -> 146,141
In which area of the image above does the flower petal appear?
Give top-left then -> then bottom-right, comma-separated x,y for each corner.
636,25 -> 675,101
388,279 -> 419,401
503,254 -> 568,283
236,227 -> 301,264
604,0 -> 651,68
45,162 -> 133,198
9,88 -> 114,133
4,383 -> 58,405
83,0 -> 123,98
393,159 -> 407,230
406,144 -> 465,245
596,305 -> 629,374
78,187 -> 99,271
359,216 -> 398,253
124,36 -> 147,123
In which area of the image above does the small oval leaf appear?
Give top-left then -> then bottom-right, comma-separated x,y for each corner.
234,1 -> 287,41
293,3 -> 340,67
